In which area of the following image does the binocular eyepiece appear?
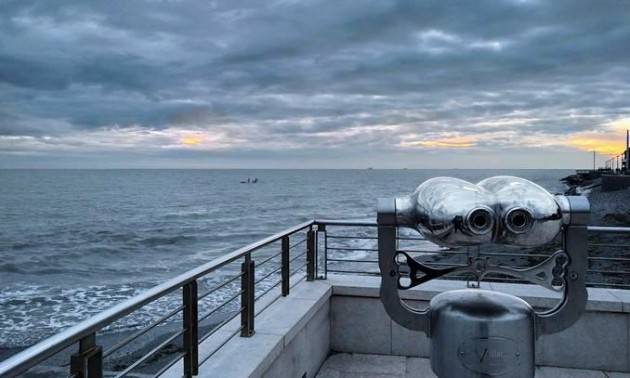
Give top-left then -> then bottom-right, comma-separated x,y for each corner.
394,176 -> 565,247
465,206 -> 495,236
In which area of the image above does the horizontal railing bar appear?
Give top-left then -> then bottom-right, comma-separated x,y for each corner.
588,226 -> 630,233
199,308 -> 243,344
154,351 -> 185,378
478,251 -> 551,259
327,247 -> 378,252
198,326 -> 243,367
254,271 -> 307,317
586,281 -> 630,288
327,258 -> 469,268
198,291 -> 243,324
103,304 -> 184,358
320,221 -> 630,234
587,269 -> 630,275
588,243 -> 630,248
254,266 -> 282,285
327,269 -> 381,276
326,235 -> 426,242
254,280 -> 282,302
315,219 -> 377,227
0,220 -> 315,378
198,273 -> 243,301
327,235 -> 378,240
327,258 -> 379,263
114,329 -> 184,378
290,238 -> 307,249
399,249 -> 553,259
257,250 -> 283,267
289,251 -> 307,264
289,262 -> 308,276
255,293 -> 282,316
327,270 -> 535,279
587,256 -> 630,262
248,272 -> 308,326
400,249 -> 456,254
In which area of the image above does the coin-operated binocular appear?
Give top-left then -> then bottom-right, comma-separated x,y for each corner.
378,176 -> 590,378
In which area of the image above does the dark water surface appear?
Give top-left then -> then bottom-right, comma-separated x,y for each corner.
0,169 -> 571,348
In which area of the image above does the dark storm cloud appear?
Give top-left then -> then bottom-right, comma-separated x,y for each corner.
1,0 -> 630,167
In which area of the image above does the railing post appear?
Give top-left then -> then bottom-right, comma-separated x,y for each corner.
307,229 -> 315,281
281,236 -> 290,296
241,253 -> 255,337
70,333 -> 102,378
183,280 -> 198,377
317,224 -> 327,279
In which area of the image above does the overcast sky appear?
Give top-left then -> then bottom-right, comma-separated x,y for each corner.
1,0 -> 630,169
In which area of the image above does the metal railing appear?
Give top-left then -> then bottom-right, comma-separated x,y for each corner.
2,219 -> 630,377
602,149 -> 628,172
315,220 -> 630,289
0,221 -> 317,378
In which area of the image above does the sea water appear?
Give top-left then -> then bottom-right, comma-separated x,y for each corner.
0,169 -> 571,350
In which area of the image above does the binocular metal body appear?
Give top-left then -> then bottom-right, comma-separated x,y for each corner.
377,176 -> 590,378
395,176 -> 567,247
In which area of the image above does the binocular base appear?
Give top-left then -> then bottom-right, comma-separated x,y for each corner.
429,289 -> 535,378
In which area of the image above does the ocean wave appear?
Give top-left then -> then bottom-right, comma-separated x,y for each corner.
0,263 -> 295,348
0,263 -> 27,274
162,209 -> 212,220
138,235 -> 197,247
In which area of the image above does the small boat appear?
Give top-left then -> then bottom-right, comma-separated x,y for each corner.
240,178 -> 258,184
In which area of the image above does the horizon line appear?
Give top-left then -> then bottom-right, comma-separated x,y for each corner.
0,167 -> 583,171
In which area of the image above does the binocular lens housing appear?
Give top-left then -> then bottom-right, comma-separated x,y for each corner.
465,207 -> 495,235
505,208 -> 533,234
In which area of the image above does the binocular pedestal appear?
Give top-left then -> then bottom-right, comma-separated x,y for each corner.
429,290 -> 534,378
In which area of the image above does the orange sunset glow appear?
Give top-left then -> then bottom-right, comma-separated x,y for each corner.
400,136 -> 477,149
567,118 -> 630,156
180,134 -> 204,146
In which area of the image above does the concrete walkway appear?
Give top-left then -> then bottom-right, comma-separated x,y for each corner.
316,353 -> 630,378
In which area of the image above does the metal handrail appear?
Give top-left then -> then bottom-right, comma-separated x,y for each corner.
587,226 -> 630,233
315,219 -> 377,227
318,220 -> 630,288
317,220 -> 630,234
0,220 -> 315,378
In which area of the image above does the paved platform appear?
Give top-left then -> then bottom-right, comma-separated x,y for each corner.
316,353 -> 630,378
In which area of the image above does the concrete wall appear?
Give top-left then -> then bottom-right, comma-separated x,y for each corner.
328,275 -> 630,373
262,299 -> 329,378
162,279 -> 332,378
165,274 -> 630,376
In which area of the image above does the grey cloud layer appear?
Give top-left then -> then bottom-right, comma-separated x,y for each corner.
1,0 -> 630,167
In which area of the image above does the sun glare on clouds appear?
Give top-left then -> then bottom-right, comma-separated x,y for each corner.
181,134 -> 205,146
400,135 -> 477,149
567,118 -> 630,156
